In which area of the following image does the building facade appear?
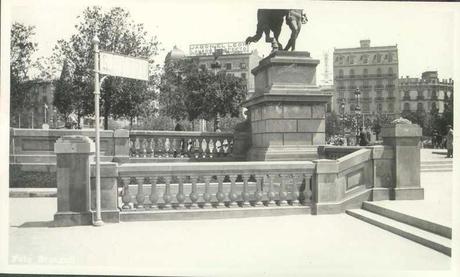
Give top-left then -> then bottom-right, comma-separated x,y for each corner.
333,40 -> 399,119
11,79 -> 60,129
399,71 -> 453,114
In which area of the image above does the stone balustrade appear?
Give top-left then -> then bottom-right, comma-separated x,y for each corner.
128,131 -> 235,160
117,161 -> 315,210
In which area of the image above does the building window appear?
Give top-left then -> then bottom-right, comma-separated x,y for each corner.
338,69 -> 344,78
240,63 -> 246,69
363,68 -> 368,77
431,102 -> 437,111
241,73 -> 246,79
363,92 -> 369,99
225,63 -> 232,70
377,103 -> 383,113
349,69 -> 355,78
363,103 -> 370,112
388,53 -> 393,62
417,102 -> 424,111
377,68 -> 382,77
339,91 -> 344,99
388,102 -> 394,113
404,91 -> 410,98
349,55 -> 354,65
350,104 -> 355,112
388,67 -> 393,76
403,103 -> 410,111
361,55 -> 368,64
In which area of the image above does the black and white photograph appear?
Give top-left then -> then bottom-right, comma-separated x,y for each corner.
0,0 -> 459,276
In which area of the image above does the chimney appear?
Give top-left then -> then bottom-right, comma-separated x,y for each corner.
360,40 -> 370,48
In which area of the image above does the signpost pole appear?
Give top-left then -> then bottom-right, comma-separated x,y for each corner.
93,34 -> 104,226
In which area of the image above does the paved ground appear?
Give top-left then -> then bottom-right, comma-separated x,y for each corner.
372,171 -> 452,227
420,148 -> 450,161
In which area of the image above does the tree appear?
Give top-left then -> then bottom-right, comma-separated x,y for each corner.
52,6 -> 160,129
10,22 -> 38,127
159,59 -> 247,129
371,113 -> 393,140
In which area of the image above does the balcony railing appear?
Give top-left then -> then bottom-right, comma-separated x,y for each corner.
129,130 -> 234,160
118,161 -> 315,209
417,96 -> 425,100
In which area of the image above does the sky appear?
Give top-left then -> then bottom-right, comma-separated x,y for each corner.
7,0 -> 458,84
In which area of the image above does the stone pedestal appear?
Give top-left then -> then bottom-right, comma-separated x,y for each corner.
54,136 -> 95,226
381,121 -> 424,200
244,51 -> 332,161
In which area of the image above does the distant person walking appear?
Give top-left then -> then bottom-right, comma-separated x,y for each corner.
359,127 -> 369,146
446,125 -> 453,158
174,122 -> 186,157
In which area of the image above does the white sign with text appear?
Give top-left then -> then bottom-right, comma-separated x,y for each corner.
99,51 -> 149,81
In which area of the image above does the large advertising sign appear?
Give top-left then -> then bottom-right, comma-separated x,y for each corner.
99,51 -> 149,81
189,42 -> 250,56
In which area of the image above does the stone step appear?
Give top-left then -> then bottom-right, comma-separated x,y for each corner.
346,208 -> 451,256
120,205 -> 311,221
362,202 -> 451,238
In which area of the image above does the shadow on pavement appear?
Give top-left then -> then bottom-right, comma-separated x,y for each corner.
12,221 -> 55,228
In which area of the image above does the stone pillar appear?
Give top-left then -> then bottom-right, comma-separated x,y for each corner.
244,51 -> 332,161
90,162 -> 120,223
113,129 -> 130,163
381,120 -> 424,200
54,136 -> 94,226
311,159 -> 339,214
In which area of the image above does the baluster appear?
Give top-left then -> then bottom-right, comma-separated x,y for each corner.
202,175 -> 212,208
253,174 -> 264,207
189,175 -> 199,209
194,138 -> 201,158
290,174 -> 300,206
129,138 -> 136,157
215,175 -> 225,208
228,174 -> 238,207
266,174 -> 276,206
134,138 -> 140,157
176,176 -> 185,209
163,176 -> 172,209
215,139 -> 222,157
229,137 -> 234,155
141,138 -> 147,157
164,138 -> 170,157
155,137 -> 162,157
241,173 -> 251,207
149,176 -> 158,209
208,139 -> 215,158
278,174 -> 288,206
135,177 -> 145,209
121,177 -> 131,209
147,138 -> 154,157
203,138 -> 209,158
185,138 -> 192,157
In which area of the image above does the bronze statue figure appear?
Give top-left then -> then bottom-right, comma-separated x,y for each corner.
245,9 -> 307,51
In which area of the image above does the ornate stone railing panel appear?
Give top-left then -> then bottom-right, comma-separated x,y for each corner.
129,131 -> 235,160
117,161 -> 314,210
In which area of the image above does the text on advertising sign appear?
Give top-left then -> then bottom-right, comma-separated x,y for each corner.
189,42 -> 250,56
99,51 -> 149,81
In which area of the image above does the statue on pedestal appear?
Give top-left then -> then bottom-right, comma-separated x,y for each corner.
245,9 -> 308,51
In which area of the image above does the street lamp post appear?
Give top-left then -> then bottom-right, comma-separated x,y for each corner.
340,98 -> 345,137
354,88 -> 361,145
211,49 -> 223,132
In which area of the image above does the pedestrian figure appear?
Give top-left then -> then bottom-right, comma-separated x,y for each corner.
432,130 -> 438,148
359,127 -> 369,146
446,125 -> 453,158
366,128 -> 372,144
174,122 -> 186,157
